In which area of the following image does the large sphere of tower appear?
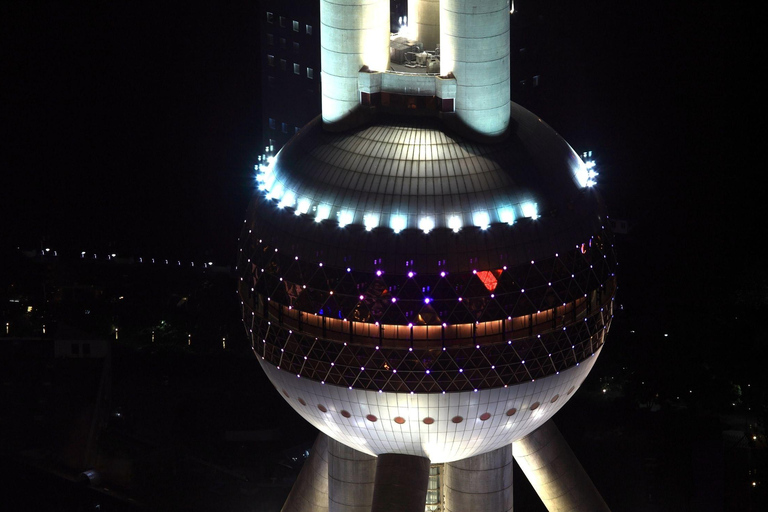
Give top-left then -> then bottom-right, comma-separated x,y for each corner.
238,0 -> 615,465
237,110 -> 615,463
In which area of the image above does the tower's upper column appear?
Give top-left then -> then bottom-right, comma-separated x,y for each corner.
320,0 -> 390,130
408,0 -> 440,52
440,0 -> 510,138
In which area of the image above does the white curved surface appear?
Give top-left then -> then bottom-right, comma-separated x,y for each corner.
257,346 -> 602,463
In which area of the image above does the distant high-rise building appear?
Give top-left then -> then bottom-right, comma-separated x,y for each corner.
241,2 -> 613,511
259,0 -> 321,151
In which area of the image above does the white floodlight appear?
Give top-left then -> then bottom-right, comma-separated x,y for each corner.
418,217 -> 435,233
390,214 -> 407,233
521,202 -> 538,219
316,204 -> 331,222
473,211 -> 490,230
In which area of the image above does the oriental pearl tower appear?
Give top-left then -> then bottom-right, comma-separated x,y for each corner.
238,1 -> 614,511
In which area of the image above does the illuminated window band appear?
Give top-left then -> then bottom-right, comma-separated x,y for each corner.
253,154 -> 576,233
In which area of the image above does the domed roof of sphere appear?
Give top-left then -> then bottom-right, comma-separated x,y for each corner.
251,102 -> 605,276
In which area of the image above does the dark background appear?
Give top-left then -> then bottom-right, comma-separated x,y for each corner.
2,1 -> 760,266
2,1 -> 765,510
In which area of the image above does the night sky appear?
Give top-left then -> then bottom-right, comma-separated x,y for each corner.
3,1 -> 262,263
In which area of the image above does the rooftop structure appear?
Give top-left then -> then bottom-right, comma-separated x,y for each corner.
239,2 -> 614,510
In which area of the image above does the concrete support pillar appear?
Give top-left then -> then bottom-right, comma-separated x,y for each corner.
328,438 -> 377,512
513,420 -> 610,512
282,433 -> 330,512
320,0 -> 390,130
440,0 -> 510,138
444,444 -> 514,512
371,453 -> 431,512
408,0 -> 440,52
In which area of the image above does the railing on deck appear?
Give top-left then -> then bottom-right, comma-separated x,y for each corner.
241,277 -> 616,349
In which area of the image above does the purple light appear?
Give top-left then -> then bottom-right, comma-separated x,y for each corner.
376,270 -> 382,276
408,271 -> 414,278
391,297 -> 397,303
424,298 -> 431,304
440,271 -> 446,277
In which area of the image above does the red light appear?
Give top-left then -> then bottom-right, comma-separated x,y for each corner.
476,270 -> 501,292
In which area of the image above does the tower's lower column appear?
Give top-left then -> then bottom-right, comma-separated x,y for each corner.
328,438 -> 377,512
443,444 -> 514,512
281,433 -> 330,512
371,453 -> 431,512
513,420 -> 610,512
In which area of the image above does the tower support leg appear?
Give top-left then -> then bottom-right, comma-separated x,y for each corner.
328,438 -> 377,512
281,432 -> 330,512
371,453 -> 431,512
444,444 -> 514,512
513,419 -> 610,512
